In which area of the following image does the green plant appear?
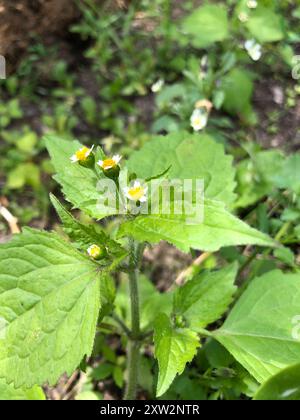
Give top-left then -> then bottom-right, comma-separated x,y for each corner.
0,131 -> 299,401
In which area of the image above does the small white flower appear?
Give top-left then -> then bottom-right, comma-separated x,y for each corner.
124,181 -> 148,203
97,155 -> 122,171
238,12 -> 249,23
190,108 -> 208,132
151,79 -> 164,93
247,0 -> 257,9
245,39 -> 262,61
70,145 -> 94,163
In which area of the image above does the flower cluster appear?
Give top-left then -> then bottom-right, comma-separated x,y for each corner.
70,146 -> 148,205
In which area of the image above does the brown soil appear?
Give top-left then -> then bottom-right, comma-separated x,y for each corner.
253,79 -> 300,152
0,0 -> 132,72
143,242 -> 193,290
0,0 -> 80,70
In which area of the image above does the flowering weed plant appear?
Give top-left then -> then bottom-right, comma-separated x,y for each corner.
0,130 -> 299,401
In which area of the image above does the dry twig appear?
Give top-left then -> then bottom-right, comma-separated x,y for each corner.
0,201 -> 20,234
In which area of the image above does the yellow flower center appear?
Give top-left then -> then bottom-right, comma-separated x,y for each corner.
75,147 -> 90,162
102,158 -> 117,170
128,186 -> 145,201
88,245 -> 101,259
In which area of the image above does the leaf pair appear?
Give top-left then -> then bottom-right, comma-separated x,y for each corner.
154,263 -> 238,396
154,269 -> 300,397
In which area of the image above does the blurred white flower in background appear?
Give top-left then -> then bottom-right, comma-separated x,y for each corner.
190,108 -> 208,132
247,0 -> 258,9
245,39 -> 262,61
238,12 -> 249,22
151,79 -> 164,93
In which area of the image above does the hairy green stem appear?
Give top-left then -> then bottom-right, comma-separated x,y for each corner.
128,269 -> 140,338
124,244 -> 142,400
124,340 -> 140,400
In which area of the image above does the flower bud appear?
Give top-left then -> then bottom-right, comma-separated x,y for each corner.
87,244 -> 107,260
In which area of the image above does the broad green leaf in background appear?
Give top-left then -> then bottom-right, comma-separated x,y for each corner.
274,247 -> 295,268
215,270 -> 300,384
181,5 -> 229,48
204,339 -> 235,369
0,228 -> 101,388
272,154 -> 300,195
7,163 -> 40,190
254,363 -> 300,400
119,198 -> 276,253
0,380 -> 45,400
139,277 -> 173,330
16,132 -> 38,154
45,135 -> 116,219
246,7 -> 285,43
154,313 -> 199,397
221,68 -> 254,120
235,150 -> 286,209
173,264 -> 238,331
127,132 -> 236,206
155,84 -> 187,109
50,194 -> 127,270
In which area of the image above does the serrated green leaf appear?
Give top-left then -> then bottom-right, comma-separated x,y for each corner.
127,132 -> 236,206
123,133 -> 275,252
173,264 -> 238,331
182,5 -> 229,48
45,135 -> 116,219
0,380 -> 45,400
98,274 -> 116,322
154,313 -> 199,397
119,199 -> 276,253
50,194 -> 127,270
254,363 -> 300,400
215,270 -> 300,384
0,228 -> 101,388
